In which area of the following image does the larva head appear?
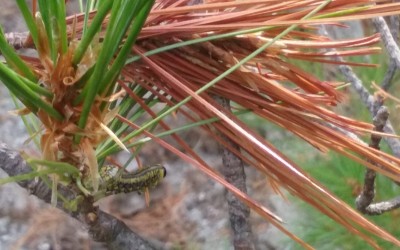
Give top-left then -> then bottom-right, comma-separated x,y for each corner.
152,164 -> 167,178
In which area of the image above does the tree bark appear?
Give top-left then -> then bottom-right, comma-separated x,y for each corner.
213,96 -> 255,250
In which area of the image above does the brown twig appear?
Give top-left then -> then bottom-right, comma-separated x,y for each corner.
321,24 -> 400,215
0,143 -> 157,250
320,25 -> 400,161
355,107 -> 390,215
213,95 -> 255,250
355,106 -> 400,215
186,0 -> 255,247
4,32 -> 30,50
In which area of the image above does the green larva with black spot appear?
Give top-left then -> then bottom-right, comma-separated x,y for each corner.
99,164 -> 166,195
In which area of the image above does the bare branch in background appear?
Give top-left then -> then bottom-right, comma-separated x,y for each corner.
320,25 -> 400,162
380,14 -> 399,91
355,106 -> 400,215
213,95 -> 255,250
357,196 -> 400,215
354,107 -> 400,215
0,143 -> 156,250
4,32 -> 30,50
322,18 -> 400,214
372,17 -> 400,69
389,14 -> 399,42
187,0 -> 255,247
337,63 -> 379,114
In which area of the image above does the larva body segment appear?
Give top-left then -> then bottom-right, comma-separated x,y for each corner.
100,164 -> 166,195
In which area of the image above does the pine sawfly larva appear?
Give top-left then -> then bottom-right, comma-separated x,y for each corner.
100,164 -> 166,195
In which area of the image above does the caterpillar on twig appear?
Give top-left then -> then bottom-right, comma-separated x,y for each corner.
99,164 -> 166,195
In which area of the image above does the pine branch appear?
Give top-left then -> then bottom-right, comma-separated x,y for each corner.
0,142 -> 157,250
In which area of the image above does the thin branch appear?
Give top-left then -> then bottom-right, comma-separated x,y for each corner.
372,17 -> 400,69
355,106 -> 400,215
389,10 -> 400,43
4,32 -> 30,50
320,25 -> 400,162
337,64 -> 400,162
338,64 -> 378,114
213,95 -> 255,250
321,24 -> 400,215
358,196 -> 400,215
355,107 -> 392,215
373,15 -> 399,91
0,142 -> 156,250
187,0 -> 255,247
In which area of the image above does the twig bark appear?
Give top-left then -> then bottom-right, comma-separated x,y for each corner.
372,17 -> 400,70
337,63 -> 400,159
355,107 -> 394,215
0,142 -> 157,250
379,13 -> 399,91
357,196 -> 400,215
320,25 -> 400,161
373,15 -> 399,91
4,31 -> 30,50
355,106 -> 400,215
321,23 -> 400,215
213,96 -> 255,250
188,0 -> 255,246
337,64 -> 379,114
